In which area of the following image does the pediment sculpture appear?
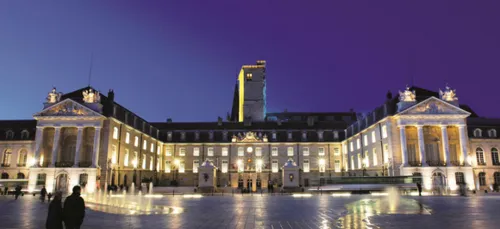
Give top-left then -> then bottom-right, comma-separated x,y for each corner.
40,100 -> 93,116
405,99 -> 457,115
398,86 -> 416,102
83,88 -> 100,103
46,87 -> 62,104
234,131 -> 263,143
439,86 -> 458,102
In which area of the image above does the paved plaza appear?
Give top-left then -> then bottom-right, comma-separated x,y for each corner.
0,193 -> 499,228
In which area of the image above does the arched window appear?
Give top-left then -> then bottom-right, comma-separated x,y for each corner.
474,129 -> 482,138
20,130 -> 29,140
455,172 -> 465,184
36,173 -> 47,185
488,129 -> 497,138
18,149 -> 28,166
1,172 -> 8,179
476,148 -> 485,165
492,148 -> 499,165
5,130 -> 14,140
494,172 -> 500,185
17,172 -> 25,179
478,172 -> 486,186
2,149 -> 12,166
79,173 -> 88,187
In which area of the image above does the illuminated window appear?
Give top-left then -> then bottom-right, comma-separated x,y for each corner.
111,145 -> 117,164
149,156 -> 153,171
334,160 -> 341,173
492,148 -> 499,165
333,148 -> 340,156
476,148 -> 485,165
318,147 -> 325,156
207,147 -> 214,157
179,148 -> 185,156
271,160 -> 278,173
357,154 -> 362,169
124,149 -> 129,166
319,159 -> 326,173
256,159 -> 263,173
357,139 -> 361,149
246,73 -> 252,80
473,128 -> 482,137
133,151 -> 138,168
165,161 -> 171,173
333,131 -> 339,140
371,131 -> 376,143
237,159 -> 244,172
287,132 -> 293,140
373,148 -> 378,166
20,130 -> 29,140
303,147 -> 309,156
193,147 -> 200,156
143,140 -> 147,150
179,161 -> 185,173
142,156 -> 146,169
157,158 -> 160,171
363,135 -> 368,146
193,160 -> 199,173
488,129 -> 497,138
221,160 -> 228,173
2,149 -> 12,165
287,147 -> 294,156
157,145 -> 161,155
255,147 -> 262,157
382,125 -> 388,138
166,148 -> 172,156
150,143 -> 154,152
303,159 -> 310,173
134,136 -> 139,147
222,147 -> 228,156
383,144 -> 389,163
112,127 -> 119,139
351,156 -> 354,170
364,151 -> 369,167
125,132 -> 130,144
350,142 -> 354,152
271,147 -> 278,156
238,147 -> 244,156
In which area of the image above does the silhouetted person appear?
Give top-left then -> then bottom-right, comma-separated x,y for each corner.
46,192 -> 63,229
40,186 -> 47,202
4,186 -> 8,195
416,182 -> 422,196
14,185 -> 22,200
47,192 -> 53,202
64,186 -> 85,229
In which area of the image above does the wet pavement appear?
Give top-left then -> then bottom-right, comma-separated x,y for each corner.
0,193 -> 499,228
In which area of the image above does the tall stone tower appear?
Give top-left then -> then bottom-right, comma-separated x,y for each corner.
234,60 -> 267,122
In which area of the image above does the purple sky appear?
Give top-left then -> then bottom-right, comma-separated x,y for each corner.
1,0 -> 499,122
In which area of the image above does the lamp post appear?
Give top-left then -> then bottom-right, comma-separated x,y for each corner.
132,159 -> 138,185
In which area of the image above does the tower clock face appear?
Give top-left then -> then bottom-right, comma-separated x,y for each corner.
247,147 -> 253,153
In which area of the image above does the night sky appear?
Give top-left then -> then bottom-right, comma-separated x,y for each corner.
1,0 -> 499,122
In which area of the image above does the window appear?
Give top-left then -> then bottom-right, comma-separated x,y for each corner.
157,145 -> 161,155
222,147 -> 228,156
476,147 -> 485,165
193,147 -> 200,156
193,160 -> 199,173
287,132 -> 292,140
494,172 -> 500,185
150,143 -> 154,152
302,131 -> 307,141
303,147 -> 309,156
180,132 -> 186,141
478,172 -> 486,186
318,147 -> 325,156
334,160 -> 341,173
125,132 -> 130,144
111,145 -> 117,164
382,125 -> 388,138
246,73 -> 252,80
165,161 -> 171,173
207,147 -> 214,157
383,144 -> 389,163
167,132 -> 172,141
134,136 -> 139,147
142,156 -> 146,169
18,149 -> 27,166
372,148 -> 378,166
333,131 -> 339,140
179,148 -> 186,156
357,154 -> 362,169
221,160 -> 228,173
209,131 -> 214,141
455,172 -> 465,184
351,156 -> 355,170
166,148 -> 172,156
287,147 -> 294,156
271,147 -> 278,156
364,151 -> 369,167
179,161 -> 185,173
157,158 -> 161,171
256,159 -> 263,173
2,149 -> 12,166
272,160 -> 279,173
319,158 -> 326,173
303,159 -> 310,173
143,140 -> 147,150
149,156 -> 153,171
237,160 -> 244,173
318,131 -> 324,141
255,147 -> 262,157
21,130 -> 29,140
238,147 -> 244,156
272,132 -> 277,140
474,128 -> 482,138
489,129 -> 497,138
357,139 -> 361,149
333,148 -> 340,156
363,135 -> 368,146
492,148 -> 499,165
133,152 -> 138,168
350,142 -> 354,152
124,150 -> 129,166
371,131 -> 376,143
112,127 -> 119,139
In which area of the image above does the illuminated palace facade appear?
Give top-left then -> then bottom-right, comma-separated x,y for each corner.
1,60 -> 500,193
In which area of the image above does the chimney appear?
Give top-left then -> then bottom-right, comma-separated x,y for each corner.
108,89 -> 115,102
386,90 -> 392,100
166,118 -> 172,123
307,117 -> 315,127
217,116 -> 223,126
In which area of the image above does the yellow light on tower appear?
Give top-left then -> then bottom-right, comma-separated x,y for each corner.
174,159 -> 180,166
256,159 -> 263,173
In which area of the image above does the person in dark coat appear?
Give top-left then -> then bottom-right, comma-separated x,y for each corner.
416,182 -> 422,196
14,185 -> 22,200
40,186 -> 47,202
63,186 -> 85,229
46,191 -> 63,229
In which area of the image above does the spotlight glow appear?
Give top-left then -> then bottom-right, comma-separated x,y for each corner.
292,193 -> 312,197
331,193 -> 351,197
183,194 -> 203,198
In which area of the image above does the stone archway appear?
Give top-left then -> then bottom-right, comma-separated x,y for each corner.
431,170 -> 446,195
55,172 -> 69,193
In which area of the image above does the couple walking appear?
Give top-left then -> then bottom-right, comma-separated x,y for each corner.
46,186 -> 85,229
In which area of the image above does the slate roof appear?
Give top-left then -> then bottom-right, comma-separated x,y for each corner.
0,120 -> 37,141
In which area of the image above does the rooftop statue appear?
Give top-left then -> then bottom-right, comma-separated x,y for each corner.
83,88 -> 100,103
46,87 -> 62,103
399,86 -> 416,102
439,86 -> 458,102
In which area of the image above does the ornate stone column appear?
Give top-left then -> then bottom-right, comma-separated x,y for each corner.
416,125 -> 426,166
50,127 -> 62,167
399,125 -> 408,166
92,127 -> 102,168
33,126 -> 44,167
440,125 -> 450,166
458,125 -> 469,166
73,126 -> 84,167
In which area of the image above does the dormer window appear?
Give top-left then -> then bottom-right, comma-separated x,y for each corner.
302,131 -> 307,141
333,131 -> 339,140
180,132 -> 186,141
488,129 -> 497,138
222,131 -> 228,141
246,73 -> 252,80
209,131 -> 214,141
20,130 -> 29,140
317,131 -> 324,141
474,128 -> 483,138
194,132 -> 200,141
287,131 -> 293,141
272,131 -> 277,141
5,130 -> 14,140
167,132 -> 172,141
113,105 -> 117,117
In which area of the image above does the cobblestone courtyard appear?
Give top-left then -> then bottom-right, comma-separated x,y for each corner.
0,194 -> 499,228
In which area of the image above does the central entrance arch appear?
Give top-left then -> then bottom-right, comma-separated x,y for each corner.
55,173 -> 69,193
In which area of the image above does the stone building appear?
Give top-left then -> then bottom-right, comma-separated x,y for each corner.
1,60 -> 499,194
